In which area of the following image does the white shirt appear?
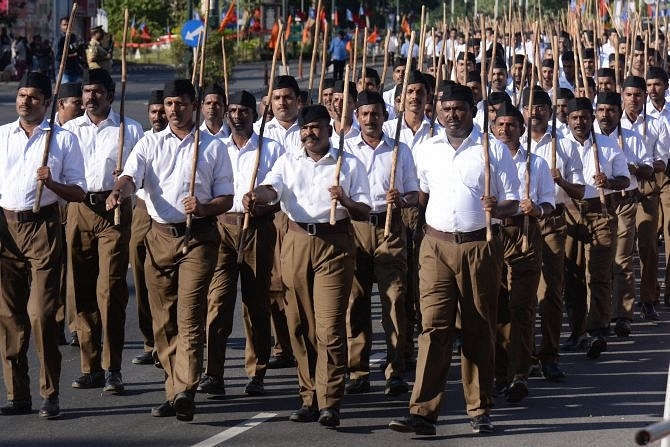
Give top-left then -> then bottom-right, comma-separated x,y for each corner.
200,120 -> 230,139
565,132 -> 630,199
621,110 -> 670,164
121,125 -> 234,224
224,132 -> 284,213
414,126 -> 520,232
382,115 -> 433,152
329,120 -> 360,149
505,147 -> 556,209
595,124 -> 652,191
521,130 -> 585,204
383,86 -> 397,109
0,118 -> 87,211
345,132 -> 418,213
264,117 -> 301,154
262,146 -> 371,223
64,110 -> 143,192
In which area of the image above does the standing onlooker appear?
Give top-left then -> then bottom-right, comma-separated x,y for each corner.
57,16 -> 83,83
328,30 -> 350,81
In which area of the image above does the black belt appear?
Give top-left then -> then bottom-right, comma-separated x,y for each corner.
3,203 -> 58,223
367,209 -> 400,228
575,196 -> 612,214
217,212 -> 274,226
85,190 -> 112,207
288,219 -> 350,236
548,203 -> 566,217
424,224 -> 497,243
151,217 -> 215,237
500,214 -> 538,227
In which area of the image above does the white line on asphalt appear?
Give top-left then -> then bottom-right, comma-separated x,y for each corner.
191,412 -> 277,447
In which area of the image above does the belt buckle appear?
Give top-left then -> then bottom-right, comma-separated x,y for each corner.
17,211 -> 29,224
169,225 -> 180,237
453,232 -> 463,244
306,223 -> 317,236
369,214 -> 379,226
88,193 -> 98,206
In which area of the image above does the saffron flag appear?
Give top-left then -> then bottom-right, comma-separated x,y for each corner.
367,26 -> 378,43
401,15 -> 410,35
219,1 -> 237,32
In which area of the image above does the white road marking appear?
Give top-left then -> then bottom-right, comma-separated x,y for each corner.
190,412 -> 276,447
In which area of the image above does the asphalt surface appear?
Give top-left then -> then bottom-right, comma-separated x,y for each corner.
0,60 -> 668,447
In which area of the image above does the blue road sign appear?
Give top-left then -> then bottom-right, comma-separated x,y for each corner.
181,20 -> 204,48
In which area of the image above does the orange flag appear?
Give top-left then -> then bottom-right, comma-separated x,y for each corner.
367,26 -> 378,43
268,20 -> 279,49
401,15 -> 410,35
285,15 -> 293,41
219,0 -> 236,32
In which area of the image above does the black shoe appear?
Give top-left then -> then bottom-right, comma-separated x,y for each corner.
640,303 -> 660,321
267,356 -> 296,369
527,363 -> 542,378
492,380 -> 509,397
69,332 -> 79,347
103,371 -> 124,394
151,401 -> 176,417
59,332 -> 68,346
561,334 -> 588,351
319,408 -> 340,427
38,397 -> 59,419
345,378 -> 371,394
614,319 -> 632,337
244,376 -> 266,396
196,374 -> 225,395
384,377 -> 409,396
0,399 -> 31,415
378,359 -> 389,371
173,392 -> 195,422
470,414 -> 494,434
72,371 -> 105,389
506,379 -> 529,403
586,335 -> 607,359
132,352 -> 154,365
389,414 -> 436,436
540,361 -> 566,382
664,294 -> 670,308
289,405 -> 319,423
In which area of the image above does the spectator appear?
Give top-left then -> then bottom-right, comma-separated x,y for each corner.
328,30 -> 350,81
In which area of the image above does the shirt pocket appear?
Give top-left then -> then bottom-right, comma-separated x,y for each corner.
458,164 -> 484,191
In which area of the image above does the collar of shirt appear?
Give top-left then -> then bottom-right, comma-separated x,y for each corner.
292,145 -> 339,163
75,109 -> 119,128
350,131 -> 394,152
9,117 -> 50,135
647,98 -> 670,116
222,132 -> 258,153
200,120 -> 229,138
432,125 -> 481,150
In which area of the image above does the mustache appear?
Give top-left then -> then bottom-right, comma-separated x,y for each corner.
301,135 -> 318,143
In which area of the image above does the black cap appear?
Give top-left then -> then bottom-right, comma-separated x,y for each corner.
203,83 -> 226,99
561,51 -> 574,63
355,90 -> 385,109
634,37 -> 645,52
406,69 -> 429,89
495,101 -> 525,124
596,91 -> 621,107
541,59 -> 554,69
58,82 -> 82,99
297,104 -> 331,126
582,47 -> 595,60
333,80 -> 357,102
83,68 -> 114,91
647,66 -> 669,83
522,86 -> 552,107
622,75 -> 646,91
457,52 -> 476,63
492,60 -> 508,70
557,88 -> 575,100
440,83 -> 474,107
163,79 -> 196,100
274,75 -> 300,96
566,97 -> 593,114
323,78 -> 335,89
148,89 -> 164,105
19,71 -> 51,98
466,72 -> 481,84
513,54 -> 526,65
393,57 -> 407,69
488,91 -> 512,106
364,67 -> 380,84
90,25 -> 104,33
596,68 -> 615,78
228,90 -> 258,121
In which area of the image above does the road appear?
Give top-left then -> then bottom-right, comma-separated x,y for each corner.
0,62 -> 668,447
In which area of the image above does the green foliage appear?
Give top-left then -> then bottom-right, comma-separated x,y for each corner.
171,30 -> 237,86
103,0 -> 187,43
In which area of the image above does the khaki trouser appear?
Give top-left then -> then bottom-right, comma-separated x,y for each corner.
612,199 -> 638,320
536,211 -> 567,364
281,225 -> 355,410
145,219 -> 219,401
0,206 -> 62,400
636,192 -> 660,305
269,211 -> 292,359
129,199 -> 153,352
55,203 -> 75,333
348,212 -> 407,381
66,200 -> 131,373
409,231 -> 502,421
659,172 -> 670,300
496,219 -> 542,383
564,204 -> 616,337
401,206 -> 420,361
205,215 -> 274,379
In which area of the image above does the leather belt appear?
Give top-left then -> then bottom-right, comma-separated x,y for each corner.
575,196 -> 612,214
424,224 -> 496,243
500,214 -> 537,227
217,212 -> 273,226
549,203 -> 565,217
3,203 -> 58,223
85,190 -> 112,207
151,217 -> 215,237
368,209 -> 400,227
288,218 -> 350,236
